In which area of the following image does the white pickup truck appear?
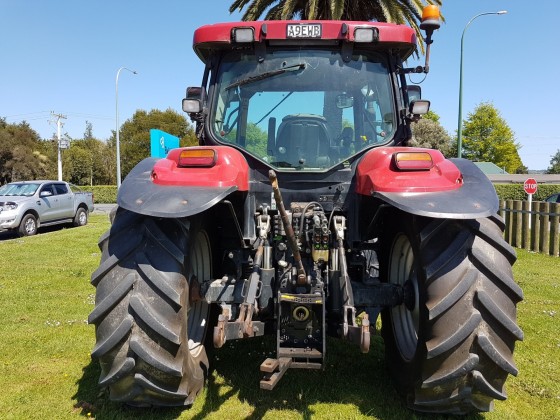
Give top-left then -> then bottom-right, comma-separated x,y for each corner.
0,180 -> 94,236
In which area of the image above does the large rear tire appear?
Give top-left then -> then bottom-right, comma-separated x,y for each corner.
381,213 -> 523,414
88,208 -> 212,406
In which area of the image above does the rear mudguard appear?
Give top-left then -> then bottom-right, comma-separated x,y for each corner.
118,146 -> 249,218
356,148 -> 498,219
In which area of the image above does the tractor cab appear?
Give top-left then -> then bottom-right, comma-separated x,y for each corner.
183,20 -> 430,171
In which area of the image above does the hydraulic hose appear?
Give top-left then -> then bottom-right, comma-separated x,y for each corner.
269,170 -> 306,285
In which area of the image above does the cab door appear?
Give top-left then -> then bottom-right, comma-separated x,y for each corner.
37,183 -> 58,221
53,183 -> 74,218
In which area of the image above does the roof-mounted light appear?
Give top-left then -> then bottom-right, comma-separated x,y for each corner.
178,149 -> 217,167
393,152 -> 433,171
354,27 -> 379,43
420,5 -> 441,31
232,27 -> 254,43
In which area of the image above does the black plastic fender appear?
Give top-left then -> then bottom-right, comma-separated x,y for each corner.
118,158 -> 237,218
373,158 -> 498,219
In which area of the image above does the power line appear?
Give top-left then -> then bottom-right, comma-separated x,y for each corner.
4,111 -> 113,121
64,112 -> 113,120
2,111 -> 50,118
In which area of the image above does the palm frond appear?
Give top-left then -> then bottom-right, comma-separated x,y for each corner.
281,0 -> 300,20
330,0 -> 344,20
229,0 -> 252,14
244,0 -> 278,21
265,4 -> 284,19
307,0 -> 320,20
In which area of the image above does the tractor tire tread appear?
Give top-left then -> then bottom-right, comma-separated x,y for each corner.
90,209 -> 207,406
414,216 -> 522,413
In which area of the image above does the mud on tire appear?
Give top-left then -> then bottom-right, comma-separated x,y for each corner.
88,208 -> 211,406
381,213 -> 523,414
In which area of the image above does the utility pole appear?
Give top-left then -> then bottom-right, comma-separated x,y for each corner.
50,112 -> 67,181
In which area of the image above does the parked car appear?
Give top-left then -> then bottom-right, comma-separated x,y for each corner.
0,180 -> 94,237
544,192 -> 560,203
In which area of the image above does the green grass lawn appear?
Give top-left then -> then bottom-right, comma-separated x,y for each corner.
0,214 -> 558,419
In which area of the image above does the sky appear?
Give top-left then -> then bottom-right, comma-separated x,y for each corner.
2,0 -> 558,170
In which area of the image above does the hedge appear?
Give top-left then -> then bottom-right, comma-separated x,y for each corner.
78,185 -> 117,204
493,183 -> 560,201
77,183 -> 559,205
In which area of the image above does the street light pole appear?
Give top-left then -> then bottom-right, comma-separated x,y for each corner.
457,11 -> 507,158
116,66 -> 137,188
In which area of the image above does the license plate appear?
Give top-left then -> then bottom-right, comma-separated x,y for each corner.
287,23 -> 322,39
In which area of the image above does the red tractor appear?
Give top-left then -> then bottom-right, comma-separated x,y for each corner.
89,6 -> 523,414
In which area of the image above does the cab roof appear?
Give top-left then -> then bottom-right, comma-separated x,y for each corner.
192,20 -> 417,63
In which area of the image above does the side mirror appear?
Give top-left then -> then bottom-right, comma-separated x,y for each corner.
40,190 -> 53,197
407,85 -> 422,103
409,100 -> 430,116
182,87 -> 205,114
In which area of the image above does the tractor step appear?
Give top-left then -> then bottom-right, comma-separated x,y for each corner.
260,357 -> 292,390
259,353 -> 324,390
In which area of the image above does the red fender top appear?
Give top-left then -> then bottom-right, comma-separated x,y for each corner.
151,146 -> 249,191
355,147 -> 463,195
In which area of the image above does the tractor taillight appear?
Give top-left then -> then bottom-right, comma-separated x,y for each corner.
178,149 -> 217,167
393,152 -> 433,171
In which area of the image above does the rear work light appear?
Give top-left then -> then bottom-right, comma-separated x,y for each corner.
232,27 -> 254,43
178,149 -> 217,167
354,27 -> 379,43
393,152 -> 433,171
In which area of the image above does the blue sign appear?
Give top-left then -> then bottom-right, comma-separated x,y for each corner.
150,129 -> 179,158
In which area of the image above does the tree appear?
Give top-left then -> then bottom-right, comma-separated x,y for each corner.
116,109 -> 195,179
547,149 -> 560,174
62,135 -> 114,186
422,110 -> 440,123
461,102 -> 524,174
0,119 -> 49,184
410,111 -> 453,157
83,120 -> 94,140
229,0 -> 443,51
63,146 -> 93,186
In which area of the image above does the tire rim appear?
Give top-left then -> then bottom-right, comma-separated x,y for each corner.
25,217 -> 36,235
187,230 -> 211,357
79,211 -> 87,225
389,233 -> 419,361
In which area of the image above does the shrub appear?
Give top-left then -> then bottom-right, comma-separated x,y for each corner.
78,185 -> 117,204
494,184 -> 560,201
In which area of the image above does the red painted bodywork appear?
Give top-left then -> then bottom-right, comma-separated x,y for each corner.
192,20 -> 417,62
151,146 -> 249,191
355,147 -> 463,194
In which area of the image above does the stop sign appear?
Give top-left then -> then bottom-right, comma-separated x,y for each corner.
524,178 -> 538,195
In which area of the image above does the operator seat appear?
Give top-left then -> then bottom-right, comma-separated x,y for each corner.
275,114 -> 331,168
339,126 -> 354,156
